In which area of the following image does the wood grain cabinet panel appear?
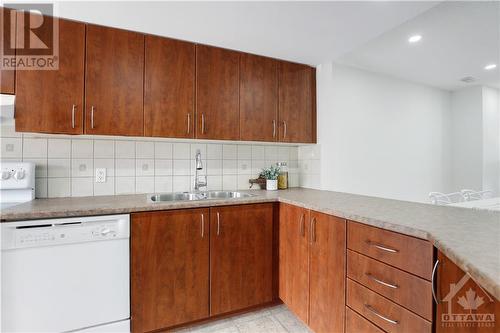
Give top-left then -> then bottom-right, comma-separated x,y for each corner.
209,204 -> 274,315
240,53 -> 278,142
131,209 -> 209,332
347,221 -> 433,280
278,61 -> 315,143
85,25 -> 144,136
0,7 -> 15,94
347,279 -> 432,333
144,36 -> 195,138
346,307 -> 385,333
435,251 -> 500,333
15,15 -> 85,134
279,203 -> 310,324
196,45 -> 240,140
309,211 -> 346,333
347,250 -> 433,320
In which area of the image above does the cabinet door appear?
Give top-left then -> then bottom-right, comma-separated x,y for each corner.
196,45 -> 239,140
436,251 -> 500,333
309,211 -> 346,333
240,53 -> 278,142
278,61 -> 316,143
85,25 -> 144,136
144,36 -> 195,138
279,203 -> 310,324
15,15 -> 85,134
210,204 -> 274,315
0,7 -> 15,94
131,209 -> 209,332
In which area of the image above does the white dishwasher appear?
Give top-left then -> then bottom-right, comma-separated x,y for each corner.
1,214 -> 130,333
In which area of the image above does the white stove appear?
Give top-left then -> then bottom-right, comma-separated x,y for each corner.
0,162 -> 35,211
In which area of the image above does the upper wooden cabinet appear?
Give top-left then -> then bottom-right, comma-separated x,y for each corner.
278,61 -> 316,143
209,204 -> 274,315
196,45 -> 240,140
15,15 -> 85,134
85,25 -> 144,136
0,7 -> 15,94
144,36 -> 195,138
240,53 -> 278,142
131,209 -> 210,333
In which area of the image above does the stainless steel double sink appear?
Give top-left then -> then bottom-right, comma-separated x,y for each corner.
149,191 -> 256,202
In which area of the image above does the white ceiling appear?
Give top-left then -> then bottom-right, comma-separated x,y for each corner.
52,1 -> 439,66
338,1 -> 500,91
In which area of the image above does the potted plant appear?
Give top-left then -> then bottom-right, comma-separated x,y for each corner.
261,165 -> 280,191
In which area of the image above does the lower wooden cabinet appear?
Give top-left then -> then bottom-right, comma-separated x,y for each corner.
309,211 -> 346,333
131,209 -> 210,332
279,204 -> 346,332
209,204 -> 274,315
279,203 -> 310,323
435,251 -> 500,333
131,203 -> 275,332
346,307 -> 385,333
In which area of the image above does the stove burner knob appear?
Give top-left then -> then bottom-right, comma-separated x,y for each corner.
1,171 -> 11,180
13,170 -> 25,180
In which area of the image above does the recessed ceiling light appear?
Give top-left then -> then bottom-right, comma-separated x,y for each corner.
484,64 -> 497,70
408,35 -> 422,43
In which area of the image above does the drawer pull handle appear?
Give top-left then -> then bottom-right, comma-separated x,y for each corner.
366,273 -> 399,289
364,304 -> 399,325
366,240 -> 399,253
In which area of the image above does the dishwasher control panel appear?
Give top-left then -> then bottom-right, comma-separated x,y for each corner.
1,214 -> 130,250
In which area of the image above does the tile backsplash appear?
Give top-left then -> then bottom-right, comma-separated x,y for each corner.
0,120 -> 300,198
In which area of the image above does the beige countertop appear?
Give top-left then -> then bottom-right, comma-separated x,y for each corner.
1,188 -> 499,300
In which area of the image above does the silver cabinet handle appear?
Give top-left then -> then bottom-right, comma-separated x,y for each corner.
200,213 -> 204,238
201,113 -> 205,134
90,106 -> 95,129
366,240 -> 399,253
187,113 -> 191,134
216,211 -> 220,236
272,120 -> 276,138
366,273 -> 399,289
282,120 -> 287,139
432,259 -> 440,303
299,214 -> 305,237
364,304 -> 398,325
71,104 -> 76,129
311,217 -> 317,243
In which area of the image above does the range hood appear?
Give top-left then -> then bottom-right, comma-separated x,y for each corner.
0,94 -> 15,118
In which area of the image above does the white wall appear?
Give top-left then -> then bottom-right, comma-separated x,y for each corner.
481,87 -> 500,195
315,63 -> 453,202
450,86 -> 484,191
449,86 -> 500,196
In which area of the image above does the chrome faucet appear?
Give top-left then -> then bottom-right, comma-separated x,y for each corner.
194,149 -> 207,191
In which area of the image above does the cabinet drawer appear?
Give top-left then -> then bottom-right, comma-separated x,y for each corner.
347,279 -> 431,333
346,307 -> 384,333
347,250 -> 432,320
347,221 -> 433,280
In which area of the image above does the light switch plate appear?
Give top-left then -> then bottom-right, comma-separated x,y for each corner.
95,168 -> 106,183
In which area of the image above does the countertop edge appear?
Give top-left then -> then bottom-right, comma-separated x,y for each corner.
1,192 -> 498,300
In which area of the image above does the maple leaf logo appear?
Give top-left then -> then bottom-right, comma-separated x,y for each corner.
457,288 -> 485,310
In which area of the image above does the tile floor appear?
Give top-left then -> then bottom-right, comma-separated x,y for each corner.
173,304 -> 312,333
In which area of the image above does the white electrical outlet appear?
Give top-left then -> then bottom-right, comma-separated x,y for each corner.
95,168 -> 106,183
